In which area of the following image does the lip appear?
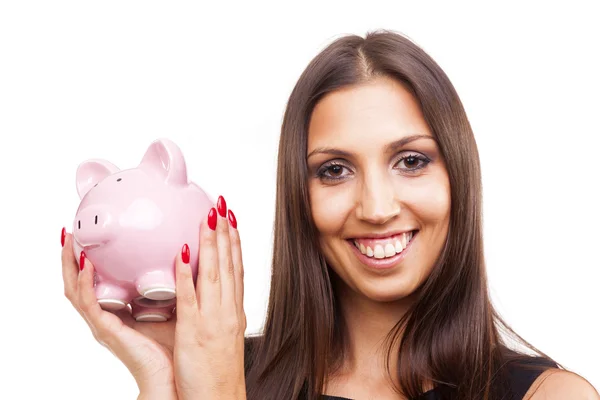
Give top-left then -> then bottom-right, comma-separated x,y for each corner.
347,230 -> 418,271
348,229 -> 417,240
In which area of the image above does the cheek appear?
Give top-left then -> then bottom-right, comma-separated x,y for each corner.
309,183 -> 354,235
400,175 -> 450,223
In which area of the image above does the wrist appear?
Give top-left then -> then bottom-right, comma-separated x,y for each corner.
176,381 -> 246,400
235,383 -> 247,400
137,383 -> 178,400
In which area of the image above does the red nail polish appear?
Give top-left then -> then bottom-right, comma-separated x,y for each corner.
228,209 -> 237,229
182,244 -> 190,264
61,227 -> 66,247
79,251 -> 86,271
217,196 -> 227,217
208,208 -> 217,230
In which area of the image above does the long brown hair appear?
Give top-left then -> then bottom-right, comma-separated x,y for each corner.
244,30 -> 560,400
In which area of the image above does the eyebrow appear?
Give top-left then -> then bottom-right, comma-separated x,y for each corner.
306,134 -> 436,159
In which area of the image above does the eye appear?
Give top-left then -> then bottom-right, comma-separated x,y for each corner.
327,165 -> 344,177
316,162 -> 352,181
117,178 -> 122,182
395,153 -> 430,172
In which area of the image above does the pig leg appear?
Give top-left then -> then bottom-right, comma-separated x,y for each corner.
131,297 -> 176,322
95,276 -> 130,311
135,271 -> 177,301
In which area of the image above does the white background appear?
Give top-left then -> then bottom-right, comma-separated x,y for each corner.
1,1 -> 598,398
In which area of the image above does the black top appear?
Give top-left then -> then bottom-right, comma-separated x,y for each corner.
244,338 -> 557,400
321,357 -> 557,400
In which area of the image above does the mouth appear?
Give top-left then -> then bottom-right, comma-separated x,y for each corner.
346,230 -> 419,270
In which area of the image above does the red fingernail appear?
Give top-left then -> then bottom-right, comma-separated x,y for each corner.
228,209 -> 237,229
208,208 -> 217,230
61,227 -> 66,247
217,196 -> 227,217
79,251 -> 86,271
182,244 -> 190,264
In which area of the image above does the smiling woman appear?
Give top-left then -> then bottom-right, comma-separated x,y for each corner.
242,31 -> 599,400
307,78 -> 450,304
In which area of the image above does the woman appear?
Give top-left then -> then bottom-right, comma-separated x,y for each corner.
61,31 -> 598,399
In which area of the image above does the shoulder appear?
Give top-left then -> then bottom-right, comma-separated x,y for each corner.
525,368 -> 599,400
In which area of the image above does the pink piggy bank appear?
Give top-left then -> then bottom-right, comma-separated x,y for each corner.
72,138 -> 214,322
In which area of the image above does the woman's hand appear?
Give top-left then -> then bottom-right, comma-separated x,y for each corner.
61,231 -> 178,400
173,196 -> 247,400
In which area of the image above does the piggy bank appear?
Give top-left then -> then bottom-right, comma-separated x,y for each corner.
72,138 -> 214,322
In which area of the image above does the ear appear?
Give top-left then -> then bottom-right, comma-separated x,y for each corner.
76,159 -> 120,199
138,138 -> 188,185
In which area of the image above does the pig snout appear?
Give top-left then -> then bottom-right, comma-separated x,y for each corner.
73,205 -> 114,248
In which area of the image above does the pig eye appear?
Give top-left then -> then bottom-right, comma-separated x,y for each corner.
117,178 -> 122,182
94,183 -> 98,187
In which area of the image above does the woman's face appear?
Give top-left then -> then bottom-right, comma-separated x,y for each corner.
307,76 -> 451,302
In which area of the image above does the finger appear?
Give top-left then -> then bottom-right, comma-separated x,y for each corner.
175,243 -> 198,323
227,209 -> 244,318
61,230 -> 80,307
216,196 -> 236,312
77,254 -> 123,348
198,207 -> 220,313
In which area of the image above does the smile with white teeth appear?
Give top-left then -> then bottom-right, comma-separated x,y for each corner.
352,231 -> 415,259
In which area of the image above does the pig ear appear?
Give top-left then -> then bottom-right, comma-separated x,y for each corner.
138,138 -> 188,185
76,159 -> 120,199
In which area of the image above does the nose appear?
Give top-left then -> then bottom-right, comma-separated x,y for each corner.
355,172 -> 401,225
73,205 -> 114,247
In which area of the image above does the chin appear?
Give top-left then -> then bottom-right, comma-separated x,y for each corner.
355,278 -> 420,303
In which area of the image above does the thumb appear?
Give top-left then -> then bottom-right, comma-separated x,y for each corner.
77,253 -> 171,384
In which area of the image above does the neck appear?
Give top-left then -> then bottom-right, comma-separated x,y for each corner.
332,282 -> 416,381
